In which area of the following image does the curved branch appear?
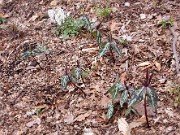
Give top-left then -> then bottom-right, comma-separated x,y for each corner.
169,27 -> 179,74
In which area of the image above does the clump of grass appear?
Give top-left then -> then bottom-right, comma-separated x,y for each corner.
95,7 -> 112,18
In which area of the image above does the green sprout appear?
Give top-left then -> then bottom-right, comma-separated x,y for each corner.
160,17 -> 174,28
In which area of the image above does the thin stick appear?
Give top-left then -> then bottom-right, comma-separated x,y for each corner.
169,27 -> 179,74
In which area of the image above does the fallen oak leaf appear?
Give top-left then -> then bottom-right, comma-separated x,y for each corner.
118,116 -> 147,135
110,20 -> 121,32
129,115 -> 146,129
98,94 -> 111,108
26,117 -> 41,127
154,61 -> 161,71
118,118 -> 131,135
74,111 -> 91,122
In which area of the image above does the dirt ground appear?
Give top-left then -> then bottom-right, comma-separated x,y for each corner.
0,0 -> 180,134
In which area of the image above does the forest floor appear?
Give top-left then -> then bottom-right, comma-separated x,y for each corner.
0,0 -> 180,135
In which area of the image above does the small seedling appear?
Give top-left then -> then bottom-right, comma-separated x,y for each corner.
21,44 -> 49,69
96,7 -> 112,18
60,61 -> 89,92
172,85 -> 180,106
119,34 -> 132,46
128,69 -> 158,127
98,33 -> 121,63
0,17 -> 6,24
56,17 -> 85,39
160,17 -> 174,28
21,45 -> 50,60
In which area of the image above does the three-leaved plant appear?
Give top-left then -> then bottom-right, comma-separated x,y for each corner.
98,33 -> 121,63
107,78 -> 137,119
21,45 -> 50,69
128,69 -> 158,127
61,61 -> 89,92
106,70 -> 158,128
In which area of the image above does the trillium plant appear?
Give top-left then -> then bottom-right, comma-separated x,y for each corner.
107,69 -> 158,127
98,33 -> 121,63
60,61 -> 88,93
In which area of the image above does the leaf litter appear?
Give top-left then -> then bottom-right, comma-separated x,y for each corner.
0,0 -> 180,134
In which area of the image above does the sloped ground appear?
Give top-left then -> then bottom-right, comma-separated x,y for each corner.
0,0 -> 180,134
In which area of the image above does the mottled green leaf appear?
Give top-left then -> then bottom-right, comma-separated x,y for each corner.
128,87 -> 145,107
61,75 -> 69,90
33,46 -> 50,55
96,30 -> 102,45
108,82 -> 125,101
108,83 -> 119,100
111,42 -> 121,55
80,16 -> 92,31
72,67 -> 82,80
70,75 -> 80,83
98,42 -> 110,58
107,102 -> 114,119
21,51 -> 32,60
147,87 -> 158,112
120,90 -> 128,107
125,107 -> 138,116
116,83 -> 125,91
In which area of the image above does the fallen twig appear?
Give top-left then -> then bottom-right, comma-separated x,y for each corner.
169,27 -> 179,74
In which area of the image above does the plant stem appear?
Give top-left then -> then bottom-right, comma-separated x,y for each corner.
70,81 -> 86,96
110,47 -> 115,63
32,56 -> 43,69
144,89 -> 150,128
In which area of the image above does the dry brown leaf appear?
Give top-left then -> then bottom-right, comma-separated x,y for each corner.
129,116 -> 146,129
154,61 -> 161,71
50,0 -> 58,6
137,61 -> 151,67
118,118 -> 131,135
29,14 -> 39,22
110,20 -> 121,32
64,112 -> 74,124
26,117 -> 41,127
118,116 -> 146,135
82,47 -> 98,53
120,72 -> 127,83
133,102 -> 155,116
0,13 -> 9,18
98,95 -> 111,108
74,111 -> 91,122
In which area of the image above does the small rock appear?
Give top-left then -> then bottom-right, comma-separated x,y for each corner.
124,2 -> 130,7
140,14 -> 146,20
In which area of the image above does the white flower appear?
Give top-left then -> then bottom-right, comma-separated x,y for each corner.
122,34 -> 132,41
48,8 -> 70,25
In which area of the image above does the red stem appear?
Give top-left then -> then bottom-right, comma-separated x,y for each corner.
110,47 -> 115,63
144,89 -> 150,128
